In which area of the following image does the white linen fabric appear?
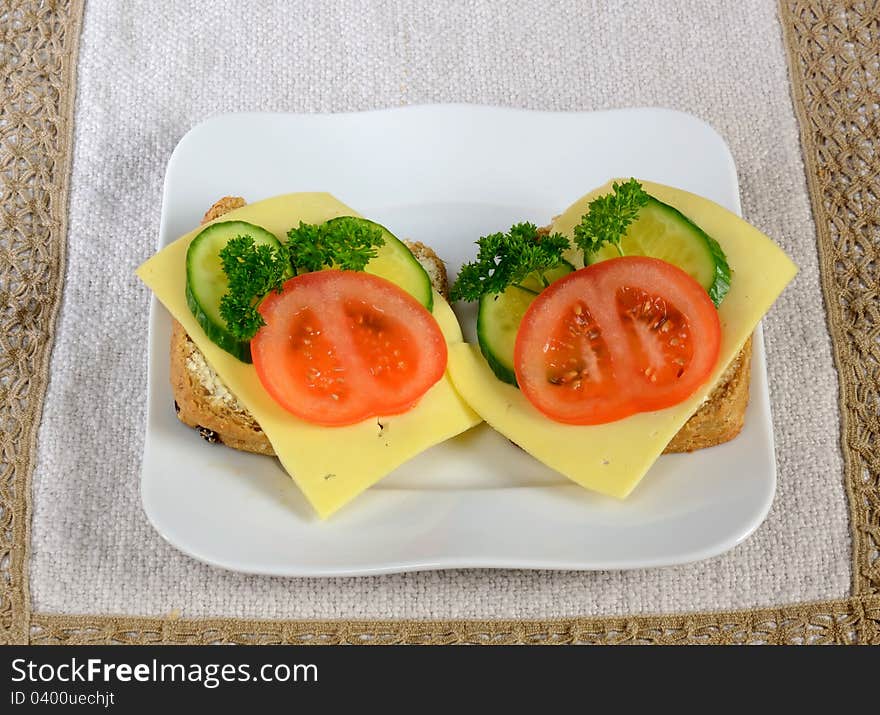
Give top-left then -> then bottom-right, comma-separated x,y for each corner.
30,0 -> 850,618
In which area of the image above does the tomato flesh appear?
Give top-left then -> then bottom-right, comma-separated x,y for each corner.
514,257 -> 721,425
252,271 -> 447,426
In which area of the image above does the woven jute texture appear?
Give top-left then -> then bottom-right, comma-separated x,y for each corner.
1,0 -> 879,644
0,0 -> 83,645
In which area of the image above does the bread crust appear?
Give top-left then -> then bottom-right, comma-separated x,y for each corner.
171,319 -> 275,455
405,240 -> 448,300
663,337 -> 751,453
201,196 -> 246,224
170,196 -> 751,456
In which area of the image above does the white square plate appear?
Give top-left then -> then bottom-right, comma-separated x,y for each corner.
142,106 -> 776,575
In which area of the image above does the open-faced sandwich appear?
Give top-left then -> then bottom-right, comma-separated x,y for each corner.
445,178 -> 797,498
137,179 -> 796,518
137,193 -> 480,518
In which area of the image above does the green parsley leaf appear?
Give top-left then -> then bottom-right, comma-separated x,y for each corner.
287,216 -> 384,273
573,178 -> 649,257
450,222 -> 570,302
218,235 -> 289,341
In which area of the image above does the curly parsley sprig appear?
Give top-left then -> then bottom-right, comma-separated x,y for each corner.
286,217 -> 384,273
218,217 -> 386,341
573,178 -> 649,257
218,236 -> 290,341
450,223 -> 570,302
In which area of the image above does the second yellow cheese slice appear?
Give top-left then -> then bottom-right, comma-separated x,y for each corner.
447,180 -> 797,499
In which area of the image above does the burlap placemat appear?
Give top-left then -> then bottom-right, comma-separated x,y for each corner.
1,0 -> 878,644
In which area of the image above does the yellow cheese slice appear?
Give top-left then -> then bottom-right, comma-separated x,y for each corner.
447,180 -> 797,499
137,193 -> 480,518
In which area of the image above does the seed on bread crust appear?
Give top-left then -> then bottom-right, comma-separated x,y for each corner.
197,426 -> 222,444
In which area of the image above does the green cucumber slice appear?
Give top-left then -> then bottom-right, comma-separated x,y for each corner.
477,262 -> 574,385
323,217 -> 434,311
185,220 -> 283,362
585,196 -> 731,306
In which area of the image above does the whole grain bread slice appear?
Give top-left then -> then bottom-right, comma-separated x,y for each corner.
171,197 -> 751,455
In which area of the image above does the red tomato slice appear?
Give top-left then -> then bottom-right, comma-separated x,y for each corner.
514,257 -> 721,425
252,271 -> 447,426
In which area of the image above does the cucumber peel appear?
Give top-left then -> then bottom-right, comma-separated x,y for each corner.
585,196 -> 731,307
